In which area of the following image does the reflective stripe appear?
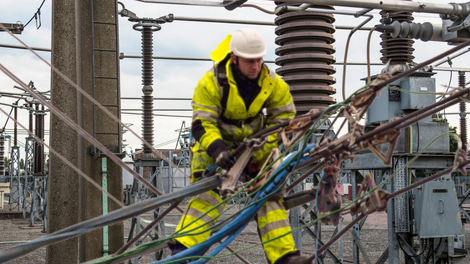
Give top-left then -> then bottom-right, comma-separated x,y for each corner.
267,102 -> 295,117
259,219 -> 291,238
257,201 -> 285,218
267,66 -> 276,80
192,101 -> 221,114
195,193 -> 224,214
219,120 -> 239,133
193,110 -> 218,121
185,207 -> 216,227
245,116 -> 263,131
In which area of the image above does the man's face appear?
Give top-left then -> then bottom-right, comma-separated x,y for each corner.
232,54 -> 263,80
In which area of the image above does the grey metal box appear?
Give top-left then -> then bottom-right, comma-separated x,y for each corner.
366,73 -> 436,125
400,77 -> 436,110
413,181 -> 462,238
393,122 -> 449,153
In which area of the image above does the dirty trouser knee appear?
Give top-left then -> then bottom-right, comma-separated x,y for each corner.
174,189 -> 226,249
257,200 -> 297,264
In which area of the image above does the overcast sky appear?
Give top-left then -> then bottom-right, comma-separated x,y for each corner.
0,0 -> 468,157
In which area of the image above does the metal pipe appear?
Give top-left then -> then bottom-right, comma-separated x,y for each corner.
355,8 -> 373,17
173,15 -> 273,26
0,43 -> 50,52
278,0 -> 470,16
121,108 -> 192,111
435,112 -> 470,115
434,48 -> 470,67
136,0 -> 223,6
432,66 -> 470,72
120,54 -> 383,65
121,112 -> 191,118
121,97 -> 191,100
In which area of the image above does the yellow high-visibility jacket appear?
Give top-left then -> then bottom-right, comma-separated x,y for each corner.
191,56 -> 296,169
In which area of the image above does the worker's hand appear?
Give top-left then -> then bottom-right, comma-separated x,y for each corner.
215,151 -> 234,170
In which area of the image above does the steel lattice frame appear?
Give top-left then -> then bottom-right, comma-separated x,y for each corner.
128,159 -> 167,263
22,137 -> 35,219
8,146 -> 21,211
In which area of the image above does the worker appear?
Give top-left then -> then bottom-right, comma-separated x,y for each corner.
168,28 -> 311,264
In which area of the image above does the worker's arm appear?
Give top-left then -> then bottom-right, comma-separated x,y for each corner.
252,75 -> 296,163
191,72 -> 227,159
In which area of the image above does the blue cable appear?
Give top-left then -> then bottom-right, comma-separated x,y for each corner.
152,144 -> 315,264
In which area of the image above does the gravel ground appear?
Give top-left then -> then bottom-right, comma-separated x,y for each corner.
1,200 -> 470,264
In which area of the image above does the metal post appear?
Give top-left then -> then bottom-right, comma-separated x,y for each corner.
0,134 -> 5,179
387,169 -> 400,264
101,157 -> 109,256
9,146 -> 20,211
338,218 -> 343,263
290,174 -> 303,252
23,137 -> 35,219
351,170 -> 360,264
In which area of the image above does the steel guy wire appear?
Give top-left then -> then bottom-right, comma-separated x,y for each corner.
0,105 -> 161,235
22,0 -> 46,30
0,23 -> 191,179
0,62 -> 169,200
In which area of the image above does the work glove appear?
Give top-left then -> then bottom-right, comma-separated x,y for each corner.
215,151 -> 234,170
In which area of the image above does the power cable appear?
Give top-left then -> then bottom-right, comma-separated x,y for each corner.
22,0 -> 46,30
397,236 -> 428,258
441,58 -> 453,120
367,27 -> 376,84
425,238 -> 442,264
342,34 -> 352,101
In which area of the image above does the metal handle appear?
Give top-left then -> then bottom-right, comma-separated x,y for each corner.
439,199 -> 445,214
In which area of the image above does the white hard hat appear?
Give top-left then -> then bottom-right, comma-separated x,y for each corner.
230,28 -> 266,59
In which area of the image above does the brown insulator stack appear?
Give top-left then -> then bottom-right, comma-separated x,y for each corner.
0,135 -> 4,177
459,71 -> 467,152
380,0 -> 415,72
34,105 -> 45,174
275,4 -> 337,115
142,26 -> 154,154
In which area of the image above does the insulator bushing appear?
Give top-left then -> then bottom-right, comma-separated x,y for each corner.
275,4 -> 337,115
142,95 -> 154,153
459,72 -> 467,152
141,25 -> 154,154
142,27 -> 153,86
34,106 -> 45,174
380,2 -> 415,70
0,135 -> 4,176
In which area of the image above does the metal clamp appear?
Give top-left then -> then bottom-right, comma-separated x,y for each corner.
133,21 -> 162,31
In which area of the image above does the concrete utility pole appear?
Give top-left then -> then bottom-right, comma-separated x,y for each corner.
47,0 -> 123,263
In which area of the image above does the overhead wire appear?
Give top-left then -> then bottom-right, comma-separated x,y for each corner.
1,9 -> 468,262
0,106 -> 161,239
367,27 -> 376,84
22,0 -> 46,29
0,23 -> 191,179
